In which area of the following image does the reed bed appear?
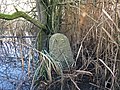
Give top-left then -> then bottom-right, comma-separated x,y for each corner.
59,0 -> 120,90
1,0 -> 120,90
33,0 -> 120,90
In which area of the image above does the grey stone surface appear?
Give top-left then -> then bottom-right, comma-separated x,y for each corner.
49,33 -> 74,69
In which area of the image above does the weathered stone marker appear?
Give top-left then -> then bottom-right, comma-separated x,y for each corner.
49,33 -> 74,69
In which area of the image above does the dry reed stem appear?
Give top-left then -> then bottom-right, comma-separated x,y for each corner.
99,59 -> 115,77
69,75 -> 81,90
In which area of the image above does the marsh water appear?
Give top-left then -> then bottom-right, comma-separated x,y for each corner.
0,42 -> 97,90
0,42 -> 38,90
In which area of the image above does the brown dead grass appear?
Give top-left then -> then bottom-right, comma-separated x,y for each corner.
60,0 -> 120,89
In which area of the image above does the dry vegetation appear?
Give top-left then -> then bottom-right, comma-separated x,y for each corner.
59,0 -> 120,90
29,0 -> 120,90
0,0 -> 120,90
0,0 -> 37,44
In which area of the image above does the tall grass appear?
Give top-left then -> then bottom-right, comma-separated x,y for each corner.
61,0 -> 120,89
33,0 -> 120,90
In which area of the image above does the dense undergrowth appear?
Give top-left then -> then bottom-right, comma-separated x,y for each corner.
31,0 -> 120,90
0,0 -> 119,90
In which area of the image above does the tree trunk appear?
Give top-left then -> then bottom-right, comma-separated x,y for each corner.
36,0 -> 48,51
